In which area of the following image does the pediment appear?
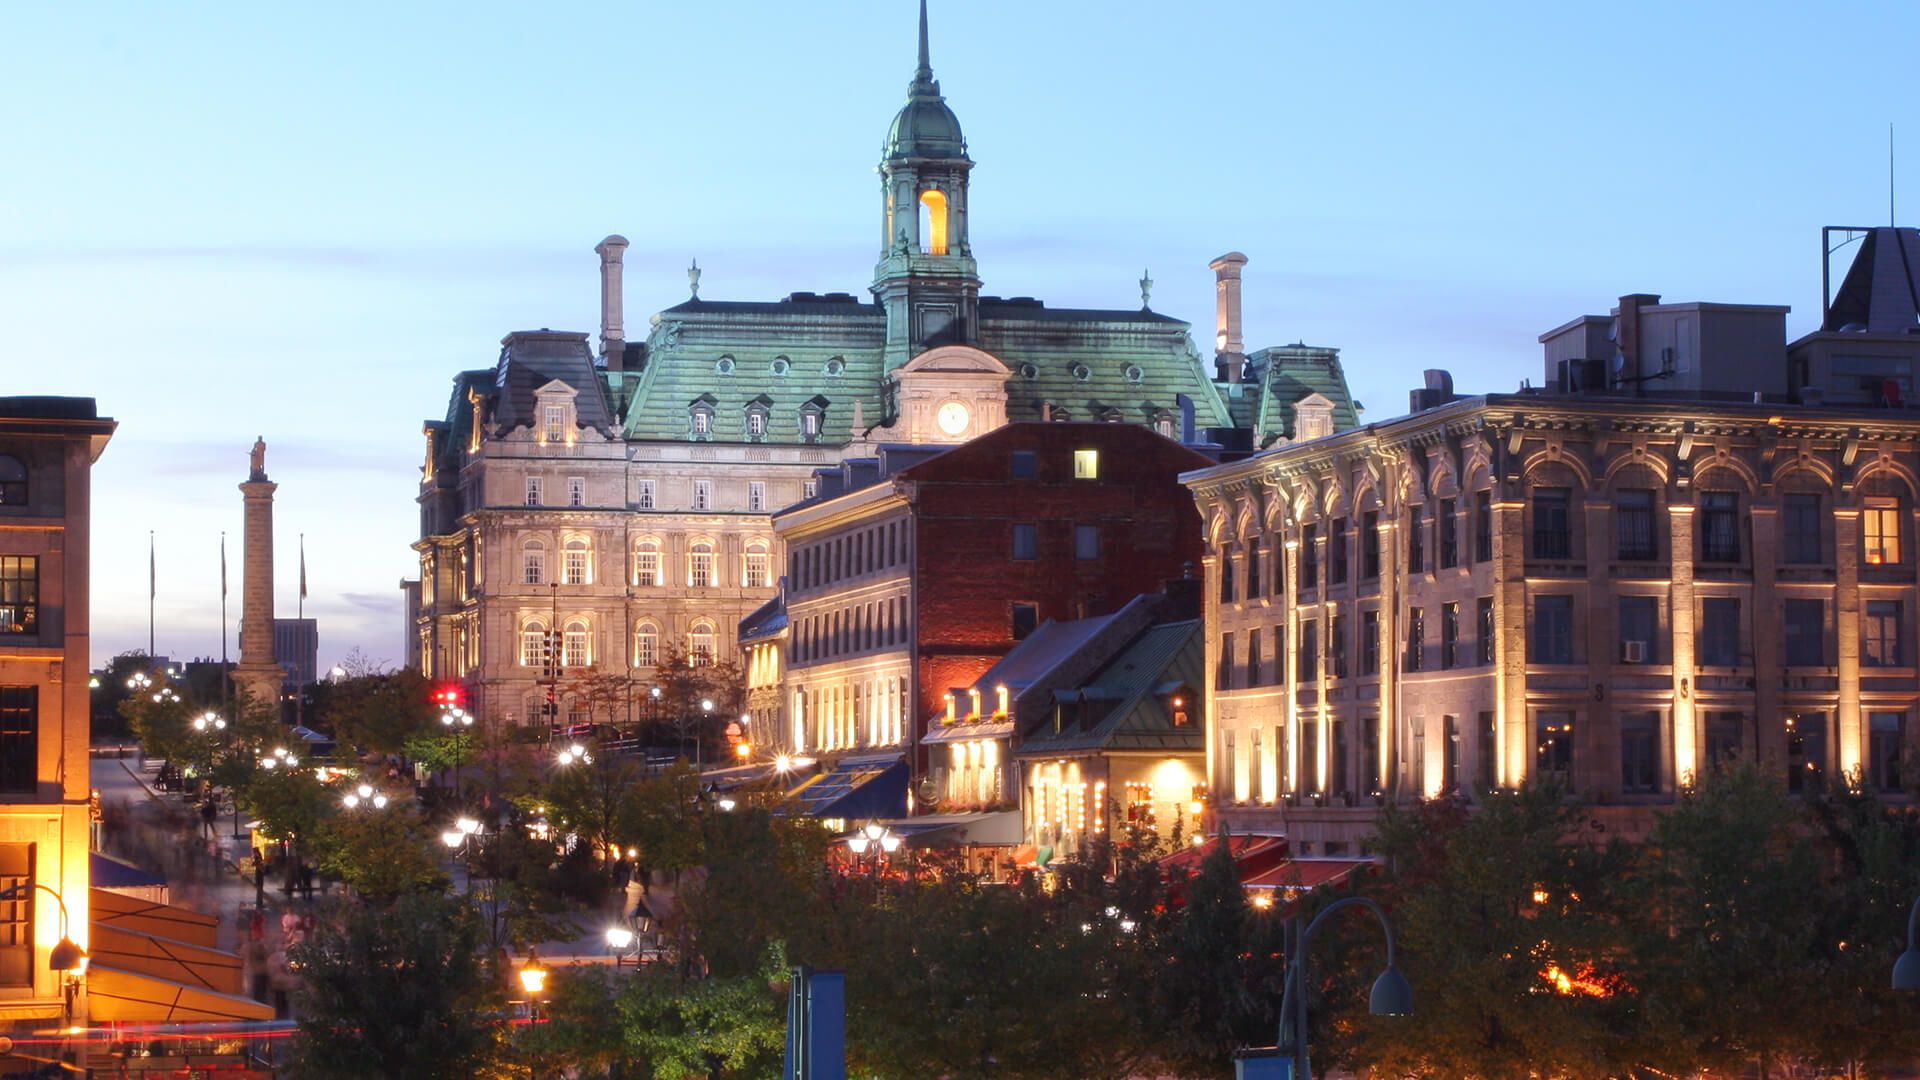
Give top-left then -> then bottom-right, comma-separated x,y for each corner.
897,345 -> 1011,375
534,379 -> 579,399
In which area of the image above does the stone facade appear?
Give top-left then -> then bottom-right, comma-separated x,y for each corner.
0,397 -> 113,1033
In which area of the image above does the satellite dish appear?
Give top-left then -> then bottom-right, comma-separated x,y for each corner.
1612,351 -> 1627,374
1606,319 -> 1619,342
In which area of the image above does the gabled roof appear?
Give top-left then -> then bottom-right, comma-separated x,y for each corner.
1016,617 -> 1205,755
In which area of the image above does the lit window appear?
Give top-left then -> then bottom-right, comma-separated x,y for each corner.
690,542 -> 715,587
563,538 -> 590,585
519,623 -> 549,667
746,546 -> 770,588
1073,449 -> 1098,479
634,626 -> 658,667
689,623 -> 715,665
804,480 -> 818,500
694,481 -> 711,511
633,542 -> 659,587
562,620 -> 589,667
543,404 -> 566,443
749,481 -> 766,512
747,410 -> 766,438
567,477 -> 585,507
1865,496 -> 1903,564
521,542 -> 545,586
692,410 -> 711,436
525,476 -> 542,507
919,189 -> 949,255
636,479 -> 655,510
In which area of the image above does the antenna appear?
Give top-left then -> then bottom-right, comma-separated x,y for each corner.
1891,122 -> 1897,227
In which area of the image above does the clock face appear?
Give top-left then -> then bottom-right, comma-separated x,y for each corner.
936,401 -> 970,435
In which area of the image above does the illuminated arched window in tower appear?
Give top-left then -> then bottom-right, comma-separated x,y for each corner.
689,622 -> 716,666
919,189 -> 949,255
562,619 -> 590,668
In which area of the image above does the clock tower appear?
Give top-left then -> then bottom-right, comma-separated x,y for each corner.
886,344 -> 1009,445
873,0 -> 981,372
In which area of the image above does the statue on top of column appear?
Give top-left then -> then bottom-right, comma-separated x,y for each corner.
249,437 -> 268,481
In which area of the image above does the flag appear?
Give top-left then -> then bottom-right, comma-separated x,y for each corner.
220,532 -> 227,600
299,535 -> 307,600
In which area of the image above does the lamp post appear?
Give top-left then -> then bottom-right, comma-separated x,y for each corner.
341,782 -> 388,810
698,698 -> 713,768
440,705 -> 475,793
518,950 -> 549,1021
845,819 -> 902,876
1242,895 -> 1411,1080
440,817 -> 481,894
0,883 -> 88,1024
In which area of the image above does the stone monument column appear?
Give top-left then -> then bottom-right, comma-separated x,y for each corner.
233,437 -> 284,711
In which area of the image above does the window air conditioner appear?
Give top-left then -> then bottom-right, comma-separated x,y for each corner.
1622,641 -> 1648,664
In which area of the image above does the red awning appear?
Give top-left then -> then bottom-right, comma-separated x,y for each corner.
1240,858 -> 1376,893
1158,834 -> 1287,874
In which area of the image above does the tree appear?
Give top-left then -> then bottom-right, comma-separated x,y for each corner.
310,802 -> 448,903
543,741 -> 647,869
650,644 -> 745,764
612,947 -> 789,1080
287,893 -> 510,1080
565,668 -> 640,733
316,666 -> 438,757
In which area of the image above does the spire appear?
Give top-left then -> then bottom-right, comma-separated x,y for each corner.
911,0 -> 937,95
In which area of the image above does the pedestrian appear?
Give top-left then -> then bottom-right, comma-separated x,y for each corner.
249,907 -> 265,942
205,835 -> 220,874
299,862 -> 314,901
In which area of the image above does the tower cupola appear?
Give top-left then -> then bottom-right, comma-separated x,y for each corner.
873,0 -> 981,370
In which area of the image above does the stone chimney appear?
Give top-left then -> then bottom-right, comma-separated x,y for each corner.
1615,293 -> 1660,391
1209,252 -> 1248,383
596,235 -> 629,371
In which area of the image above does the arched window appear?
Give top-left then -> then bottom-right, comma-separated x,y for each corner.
919,189 -> 949,255
633,539 -> 660,587
562,537 -> 591,585
744,542 -> 770,588
634,624 -> 659,668
689,622 -> 715,666
522,540 -> 546,585
689,541 -> 716,587
562,618 -> 590,667
519,620 -> 550,668
0,455 -> 24,505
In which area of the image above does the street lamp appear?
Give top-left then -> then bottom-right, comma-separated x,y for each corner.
1893,894 -> 1920,989
846,819 -> 901,874
342,783 -> 388,810
1241,895 -> 1411,1080
518,951 -> 549,1020
0,883 -> 88,1022
556,743 -> 592,767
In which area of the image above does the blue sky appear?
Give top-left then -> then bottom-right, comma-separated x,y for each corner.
5,1 -> 1916,671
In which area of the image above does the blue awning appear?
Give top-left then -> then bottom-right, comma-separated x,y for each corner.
786,759 -> 908,820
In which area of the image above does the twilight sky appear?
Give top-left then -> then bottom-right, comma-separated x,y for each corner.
5,1 -> 1916,672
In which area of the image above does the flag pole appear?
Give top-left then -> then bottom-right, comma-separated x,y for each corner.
220,531 -> 229,712
296,534 -> 306,731
148,531 -> 155,658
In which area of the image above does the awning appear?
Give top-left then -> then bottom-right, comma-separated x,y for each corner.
1241,858 -> 1377,893
1159,834 -> 1288,875
87,964 -> 275,1023
1012,844 -> 1054,868
784,758 -> 908,819
922,719 -> 1014,745
836,811 -> 1022,848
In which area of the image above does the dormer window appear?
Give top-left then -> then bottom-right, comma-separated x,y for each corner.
799,397 -> 829,444
543,405 -> 566,443
532,380 -> 580,446
747,411 -> 766,438
1292,394 -> 1336,442
688,394 -> 718,441
1154,410 -> 1177,439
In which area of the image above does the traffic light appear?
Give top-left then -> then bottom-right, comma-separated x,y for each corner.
545,686 -> 558,718
433,685 -> 464,708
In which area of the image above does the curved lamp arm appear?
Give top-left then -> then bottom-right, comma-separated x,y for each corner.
1894,894 -> 1920,990
1277,894 -> 1412,1080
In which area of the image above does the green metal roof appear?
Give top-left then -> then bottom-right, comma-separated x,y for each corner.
1240,344 -> 1363,447
1016,618 -> 1205,755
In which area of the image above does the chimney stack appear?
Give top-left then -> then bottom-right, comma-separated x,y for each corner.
1209,252 -> 1248,383
596,235 -> 629,371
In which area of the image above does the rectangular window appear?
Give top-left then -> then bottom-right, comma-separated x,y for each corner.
1299,525 -> 1318,592
1787,712 -> 1827,793
524,476 -> 542,507
1443,715 -> 1460,794
1869,712 -> 1905,793
1705,711 -> 1743,767
1300,721 -> 1319,795
1361,512 -> 1381,579
693,480 -> 711,511
634,632 -> 657,668
1245,545 -> 1262,600
1249,728 -> 1263,803
1220,550 -> 1236,604
1074,525 -> 1100,561
1324,718 -> 1346,797
1329,519 -> 1348,585
1073,449 -> 1099,479
522,549 -> 544,586
1618,596 -> 1657,664
543,404 -> 566,443
1476,596 -> 1495,665
1246,628 -> 1263,687
1331,614 -> 1348,679
0,842 -> 29,987
1217,632 -> 1235,691
1536,711 -> 1573,788
1361,610 -> 1380,673
1783,598 -> 1825,666
748,481 -> 766,512
566,477 -> 584,507
0,687 -> 34,794
1012,523 -> 1038,561
1621,711 -> 1660,794
1273,624 -> 1287,685
1782,494 -> 1822,564
0,559 -> 36,636
1474,491 -> 1493,563
1011,451 -> 1037,479
745,551 -> 769,589
1362,715 -> 1381,794
1477,711 -> 1497,792
1298,621 -> 1318,682
1532,489 -> 1570,559
636,479 -> 655,509
1616,490 -> 1656,561
1532,595 -> 1573,664
803,479 -> 818,500
1407,503 -> 1425,573
1864,600 -> 1902,667
1864,497 -> 1903,565
1438,499 -> 1458,568
1011,601 -> 1037,640
634,548 -> 658,587
563,547 -> 588,585
1406,608 -> 1425,672
1700,492 -> 1740,562
1700,597 -> 1741,666
1441,602 -> 1459,669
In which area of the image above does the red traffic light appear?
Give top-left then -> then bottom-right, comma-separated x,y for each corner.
434,685 -> 464,708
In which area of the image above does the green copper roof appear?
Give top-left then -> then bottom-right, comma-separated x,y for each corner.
1238,344 -> 1362,447
1017,618 -> 1205,755
885,0 -> 967,161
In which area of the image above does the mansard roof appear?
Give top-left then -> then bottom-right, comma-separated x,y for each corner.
1237,343 -> 1363,446
1825,226 -> 1920,334
489,331 -> 617,437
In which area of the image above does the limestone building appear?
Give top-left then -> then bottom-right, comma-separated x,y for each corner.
412,3 -> 1358,730
1182,226 -> 1920,853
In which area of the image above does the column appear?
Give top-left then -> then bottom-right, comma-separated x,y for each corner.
1668,504 -> 1698,784
1835,506 -> 1863,775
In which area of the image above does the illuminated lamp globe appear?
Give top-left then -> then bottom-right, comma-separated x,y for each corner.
605,927 -> 634,950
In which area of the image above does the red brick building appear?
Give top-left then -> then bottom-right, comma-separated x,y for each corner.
762,423 -> 1214,804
